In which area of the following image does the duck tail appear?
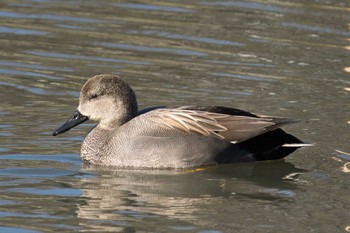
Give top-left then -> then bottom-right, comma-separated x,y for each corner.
239,129 -> 312,161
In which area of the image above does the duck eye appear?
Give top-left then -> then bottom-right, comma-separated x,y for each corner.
89,94 -> 98,100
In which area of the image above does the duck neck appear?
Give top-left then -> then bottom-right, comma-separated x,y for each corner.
100,102 -> 138,130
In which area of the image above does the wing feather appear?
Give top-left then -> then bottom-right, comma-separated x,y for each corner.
149,108 -> 296,142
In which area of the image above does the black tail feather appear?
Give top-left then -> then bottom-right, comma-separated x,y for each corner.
240,129 -> 303,161
216,129 -> 304,163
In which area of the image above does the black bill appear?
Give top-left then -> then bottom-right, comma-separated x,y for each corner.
53,110 -> 88,136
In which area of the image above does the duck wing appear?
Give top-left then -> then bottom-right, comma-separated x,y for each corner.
147,108 -> 298,143
138,105 -> 258,117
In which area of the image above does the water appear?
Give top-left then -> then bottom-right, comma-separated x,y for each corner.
0,0 -> 349,232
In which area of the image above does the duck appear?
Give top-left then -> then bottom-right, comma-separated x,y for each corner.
53,74 -> 311,168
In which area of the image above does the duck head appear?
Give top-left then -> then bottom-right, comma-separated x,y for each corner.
53,74 -> 138,136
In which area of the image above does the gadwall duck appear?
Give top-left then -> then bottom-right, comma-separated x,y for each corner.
53,74 -> 311,168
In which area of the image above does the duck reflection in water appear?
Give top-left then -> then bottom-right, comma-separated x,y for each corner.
76,161 -> 305,231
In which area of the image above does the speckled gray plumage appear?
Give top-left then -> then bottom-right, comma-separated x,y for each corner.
81,112 -> 232,168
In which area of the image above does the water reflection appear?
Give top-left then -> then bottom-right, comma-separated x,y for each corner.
77,161 -> 304,231
334,150 -> 350,173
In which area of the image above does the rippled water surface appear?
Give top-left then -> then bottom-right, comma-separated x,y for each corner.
1,0 -> 349,232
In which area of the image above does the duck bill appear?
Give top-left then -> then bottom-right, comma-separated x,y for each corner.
53,110 -> 88,136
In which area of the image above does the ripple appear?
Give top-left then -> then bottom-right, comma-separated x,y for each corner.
0,148 -> 10,153
127,30 -> 244,46
0,168 -> 77,178
0,211 -> 64,219
281,22 -> 350,36
0,200 -> 17,205
207,60 -> 274,67
0,132 -> 14,137
0,81 -> 50,95
112,3 -> 193,13
0,226 -> 41,233
0,61 -> 73,72
6,187 -> 82,197
211,72 -> 271,81
25,51 -> 152,65
260,188 -> 296,198
0,153 -> 80,164
0,11 -> 105,23
0,26 -> 49,36
201,1 -> 297,13
98,42 -> 207,57
0,68 -> 62,80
